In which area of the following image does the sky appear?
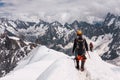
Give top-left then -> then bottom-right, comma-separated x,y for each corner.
0,2 -> 5,7
0,0 -> 120,23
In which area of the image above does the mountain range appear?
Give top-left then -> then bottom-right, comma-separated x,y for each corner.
0,12 -> 120,77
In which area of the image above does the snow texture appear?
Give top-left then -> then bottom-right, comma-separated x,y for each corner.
0,45 -> 120,80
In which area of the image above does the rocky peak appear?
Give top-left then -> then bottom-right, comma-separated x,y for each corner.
103,13 -> 116,26
71,20 -> 79,30
50,21 -> 63,27
0,33 -> 37,77
35,19 -> 48,28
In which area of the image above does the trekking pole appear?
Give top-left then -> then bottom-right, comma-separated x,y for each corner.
87,51 -> 90,59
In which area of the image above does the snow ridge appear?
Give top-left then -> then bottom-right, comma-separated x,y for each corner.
0,46 -> 120,80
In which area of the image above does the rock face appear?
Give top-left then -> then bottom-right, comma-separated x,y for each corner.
0,33 -> 37,77
100,13 -> 120,61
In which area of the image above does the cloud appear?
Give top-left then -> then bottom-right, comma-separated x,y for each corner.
0,0 -> 120,23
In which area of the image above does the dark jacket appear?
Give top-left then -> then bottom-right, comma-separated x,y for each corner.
72,36 -> 88,55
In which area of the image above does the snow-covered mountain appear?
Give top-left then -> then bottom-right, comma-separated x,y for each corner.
0,18 -> 75,53
0,13 -> 120,66
0,33 -> 37,77
100,13 -> 120,65
0,46 -> 120,80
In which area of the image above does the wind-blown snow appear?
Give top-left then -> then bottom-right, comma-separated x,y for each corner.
0,45 -> 120,80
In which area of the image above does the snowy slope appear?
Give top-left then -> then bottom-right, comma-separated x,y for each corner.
86,51 -> 120,80
93,34 -> 113,55
0,46 -> 120,80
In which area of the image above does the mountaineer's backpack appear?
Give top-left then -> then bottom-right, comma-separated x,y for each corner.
75,38 -> 86,55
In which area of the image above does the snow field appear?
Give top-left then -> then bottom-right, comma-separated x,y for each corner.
0,46 -> 120,80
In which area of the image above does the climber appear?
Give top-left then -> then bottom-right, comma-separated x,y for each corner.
72,30 -> 88,71
89,42 -> 93,52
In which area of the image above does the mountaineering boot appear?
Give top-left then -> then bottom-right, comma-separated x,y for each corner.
76,60 -> 79,70
81,61 -> 85,71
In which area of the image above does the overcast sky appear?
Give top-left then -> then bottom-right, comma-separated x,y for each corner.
0,0 -> 120,23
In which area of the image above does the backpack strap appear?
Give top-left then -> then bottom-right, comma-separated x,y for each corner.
76,38 -> 86,50
82,38 -> 86,50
